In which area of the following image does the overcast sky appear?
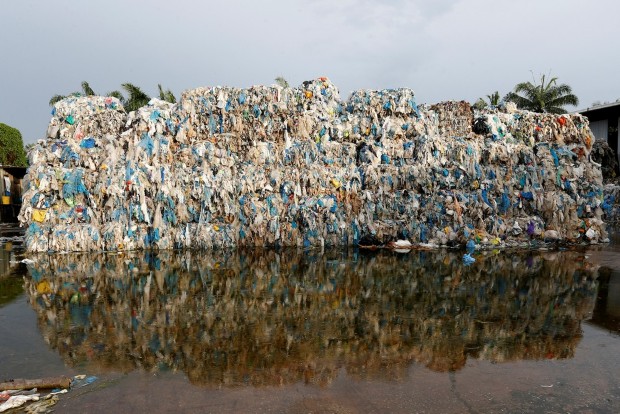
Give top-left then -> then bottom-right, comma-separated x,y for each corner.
1,0 -> 619,144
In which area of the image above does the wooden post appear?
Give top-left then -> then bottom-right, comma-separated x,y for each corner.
0,376 -> 72,391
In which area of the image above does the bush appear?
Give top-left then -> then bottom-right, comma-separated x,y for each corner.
0,123 -> 28,167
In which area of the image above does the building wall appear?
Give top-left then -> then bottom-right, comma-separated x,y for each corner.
590,119 -> 609,141
581,105 -> 620,166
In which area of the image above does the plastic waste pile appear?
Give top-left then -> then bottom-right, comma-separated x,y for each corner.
23,249 -> 598,384
0,375 -> 95,413
20,79 -> 609,252
603,184 -> 620,224
591,140 -> 619,183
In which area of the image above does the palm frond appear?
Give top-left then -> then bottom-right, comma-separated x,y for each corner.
121,83 -> 150,111
158,84 -> 176,103
505,92 -> 535,111
81,81 -> 96,96
49,94 -> 66,106
473,98 -> 487,110
106,91 -> 126,107
486,91 -> 501,106
164,90 -> 176,103
506,74 -> 579,113
548,94 -> 579,109
107,90 -> 125,101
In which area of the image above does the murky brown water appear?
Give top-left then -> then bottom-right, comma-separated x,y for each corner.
2,226 -> 620,413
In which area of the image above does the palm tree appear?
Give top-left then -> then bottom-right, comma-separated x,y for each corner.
107,90 -> 125,102
49,81 -> 123,106
157,84 -> 176,103
81,81 -> 95,96
120,83 -> 150,111
50,81 -> 176,109
473,91 -> 502,110
486,91 -> 501,106
49,81 -> 97,106
504,74 -> 579,114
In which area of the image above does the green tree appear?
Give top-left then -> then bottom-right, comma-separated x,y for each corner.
504,74 -> 579,114
120,83 -> 150,112
49,81 -> 124,106
49,81 -> 101,106
81,80 -> 95,96
107,90 -> 125,102
0,123 -> 28,167
473,91 -> 502,110
157,84 -> 176,103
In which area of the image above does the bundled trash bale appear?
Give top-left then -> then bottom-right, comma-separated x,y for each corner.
429,100 -> 473,137
591,140 -> 620,183
19,79 -> 608,252
603,184 -> 620,225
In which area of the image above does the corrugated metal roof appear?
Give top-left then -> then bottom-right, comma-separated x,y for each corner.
578,101 -> 620,114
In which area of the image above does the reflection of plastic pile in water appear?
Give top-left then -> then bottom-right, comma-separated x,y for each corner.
18,79 -> 613,252
0,225 -> 26,303
0,223 -> 25,244
23,248 -> 599,386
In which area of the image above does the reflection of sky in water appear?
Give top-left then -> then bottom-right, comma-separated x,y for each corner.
23,248 -> 599,386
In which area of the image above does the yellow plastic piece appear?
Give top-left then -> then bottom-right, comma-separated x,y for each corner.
37,280 -> 51,294
32,209 -> 47,222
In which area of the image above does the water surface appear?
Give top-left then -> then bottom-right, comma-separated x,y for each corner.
2,236 -> 620,412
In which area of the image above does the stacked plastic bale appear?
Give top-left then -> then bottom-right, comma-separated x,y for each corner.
469,105 -> 606,243
603,184 -> 620,225
20,96 -> 126,251
19,78 -> 608,252
169,78 -> 353,248
336,89 -> 426,243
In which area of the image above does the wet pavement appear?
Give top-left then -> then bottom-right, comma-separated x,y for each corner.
1,225 -> 620,413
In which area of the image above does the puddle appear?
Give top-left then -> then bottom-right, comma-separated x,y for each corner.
2,227 -> 620,412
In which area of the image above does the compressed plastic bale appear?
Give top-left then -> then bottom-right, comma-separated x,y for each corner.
19,79 -> 610,252
428,101 -> 473,138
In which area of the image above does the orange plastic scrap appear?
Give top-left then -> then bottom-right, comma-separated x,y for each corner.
572,146 -> 586,159
557,116 -> 567,126
453,198 -> 462,218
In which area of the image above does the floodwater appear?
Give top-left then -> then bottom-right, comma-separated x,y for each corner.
1,225 -> 620,413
